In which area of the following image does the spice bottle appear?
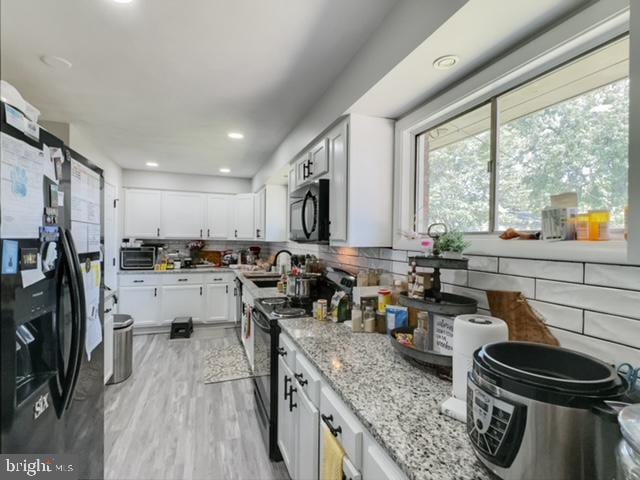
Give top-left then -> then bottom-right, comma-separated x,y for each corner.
378,289 -> 392,313
351,306 -> 363,332
363,306 -> 375,333
413,312 -> 430,351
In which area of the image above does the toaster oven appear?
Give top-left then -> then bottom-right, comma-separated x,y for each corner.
120,247 -> 156,270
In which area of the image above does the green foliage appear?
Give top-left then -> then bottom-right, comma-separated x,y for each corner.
437,230 -> 470,253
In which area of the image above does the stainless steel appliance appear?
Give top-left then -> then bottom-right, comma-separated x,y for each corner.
290,179 -> 329,243
285,273 -> 319,298
467,341 -> 628,480
1,101 -> 105,478
252,297 -> 309,461
120,246 -> 156,270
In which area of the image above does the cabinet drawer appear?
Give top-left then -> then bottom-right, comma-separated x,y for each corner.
278,333 -> 297,370
119,274 -> 161,287
294,353 -> 322,408
203,272 -> 234,283
161,274 -> 204,285
320,386 -> 363,470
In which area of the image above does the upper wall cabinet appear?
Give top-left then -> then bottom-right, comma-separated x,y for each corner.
254,185 -> 287,242
206,194 -> 230,239
124,189 -> 162,238
287,114 -> 394,247
232,193 -> 255,240
161,191 -> 206,239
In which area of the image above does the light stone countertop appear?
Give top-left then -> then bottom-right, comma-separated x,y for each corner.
117,267 -> 235,275
278,317 -> 492,480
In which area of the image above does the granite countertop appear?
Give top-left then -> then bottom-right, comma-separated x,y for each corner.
278,318 -> 491,480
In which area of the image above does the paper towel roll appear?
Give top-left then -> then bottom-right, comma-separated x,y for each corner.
452,314 -> 508,401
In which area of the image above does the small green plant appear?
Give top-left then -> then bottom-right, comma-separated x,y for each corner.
437,230 -> 470,253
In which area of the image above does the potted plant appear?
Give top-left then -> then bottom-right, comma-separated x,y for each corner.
436,230 -> 470,259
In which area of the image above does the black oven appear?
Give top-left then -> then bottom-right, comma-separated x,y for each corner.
252,307 -> 281,461
289,179 -> 329,243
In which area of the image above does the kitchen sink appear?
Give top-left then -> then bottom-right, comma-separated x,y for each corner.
251,278 -> 280,288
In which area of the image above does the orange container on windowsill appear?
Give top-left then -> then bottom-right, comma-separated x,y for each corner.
588,210 -> 610,241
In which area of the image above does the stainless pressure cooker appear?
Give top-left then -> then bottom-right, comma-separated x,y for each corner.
467,341 -> 628,480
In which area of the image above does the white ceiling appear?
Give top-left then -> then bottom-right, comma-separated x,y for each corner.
0,0 -> 398,177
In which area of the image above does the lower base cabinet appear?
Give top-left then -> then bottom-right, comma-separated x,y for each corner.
278,332 -> 407,480
161,284 -> 204,323
118,285 -> 160,327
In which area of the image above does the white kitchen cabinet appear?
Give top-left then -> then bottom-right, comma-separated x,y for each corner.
308,138 -> 329,180
363,433 -> 407,480
254,188 -> 266,240
204,283 -> 230,323
278,356 -> 297,475
295,152 -> 310,187
161,191 -> 205,239
295,382 -> 320,480
160,284 -> 204,323
288,165 -> 296,195
118,285 -> 161,326
232,193 -> 255,239
206,194 -> 231,239
328,120 -> 348,243
124,189 -> 162,238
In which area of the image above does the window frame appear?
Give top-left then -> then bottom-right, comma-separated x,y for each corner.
412,33 -> 629,235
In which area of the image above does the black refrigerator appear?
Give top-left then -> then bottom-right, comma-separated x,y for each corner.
0,101 -> 104,479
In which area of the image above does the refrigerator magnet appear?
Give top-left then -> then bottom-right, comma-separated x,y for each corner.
20,247 -> 38,270
1,240 -> 19,274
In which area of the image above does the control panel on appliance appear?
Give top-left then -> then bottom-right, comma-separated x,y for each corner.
467,380 -> 526,468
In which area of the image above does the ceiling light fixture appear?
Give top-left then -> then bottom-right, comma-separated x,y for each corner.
146,162 -> 159,167
227,132 -> 244,140
112,0 -> 133,3
432,55 -> 459,70
40,55 -> 73,70
219,168 -> 231,174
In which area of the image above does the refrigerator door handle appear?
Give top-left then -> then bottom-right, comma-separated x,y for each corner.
63,229 -> 86,411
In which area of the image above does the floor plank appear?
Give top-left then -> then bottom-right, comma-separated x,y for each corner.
105,326 -> 290,480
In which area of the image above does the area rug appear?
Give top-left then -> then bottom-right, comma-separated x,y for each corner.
202,335 -> 253,384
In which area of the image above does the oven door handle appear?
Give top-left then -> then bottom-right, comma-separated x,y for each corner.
253,311 -> 272,333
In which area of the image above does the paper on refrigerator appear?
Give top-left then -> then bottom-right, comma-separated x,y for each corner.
0,132 -> 44,238
83,260 -> 102,360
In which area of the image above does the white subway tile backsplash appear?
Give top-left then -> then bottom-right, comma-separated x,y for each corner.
585,264 -> 640,291
440,269 -> 468,286
549,327 -> 640,366
392,261 -> 408,275
442,284 -> 489,310
467,255 -> 498,272
468,271 -> 535,298
499,258 -> 583,282
528,300 -> 583,333
584,311 -> 640,349
536,280 -> 640,320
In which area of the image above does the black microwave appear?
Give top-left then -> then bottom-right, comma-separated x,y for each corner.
290,179 -> 330,243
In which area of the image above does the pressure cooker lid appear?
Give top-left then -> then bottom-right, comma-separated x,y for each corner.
476,341 -> 624,395
619,403 -> 640,453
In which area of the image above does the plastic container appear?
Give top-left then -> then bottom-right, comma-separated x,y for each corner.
363,306 -> 375,333
351,307 -> 363,332
588,210 -> 610,241
377,289 -> 392,313
617,403 -> 640,480
413,312 -> 429,351
575,212 -> 590,240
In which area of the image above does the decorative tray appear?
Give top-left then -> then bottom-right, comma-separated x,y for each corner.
398,292 -> 477,315
389,327 -> 452,368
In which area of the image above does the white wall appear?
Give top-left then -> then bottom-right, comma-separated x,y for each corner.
69,123 -> 123,189
251,0 -> 467,190
122,169 -> 252,194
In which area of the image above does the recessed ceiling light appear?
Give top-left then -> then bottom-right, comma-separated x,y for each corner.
432,55 -> 459,70
227,132 -> 244,140
146,162 -> 158,167
113,0 -> 133,3
219,168 -> 231,174
40,55 -> 72,70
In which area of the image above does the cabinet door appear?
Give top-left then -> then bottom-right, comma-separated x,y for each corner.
295,153 -> 310,187
124,189 -> 162,238
288,165 -> 296,194
308,138 -> 329,180
233,194 -> 255,239
160,284 -> 204,323
329,121 -> 348,243
161,191 -> 205,239
295,387 -> 319,480
363,439 -> 407,480
118,286 -> 161,326
254,188 -> 266,240
204,283 -> 230,323
206,194 -> 230,239
277,356 -> 296,476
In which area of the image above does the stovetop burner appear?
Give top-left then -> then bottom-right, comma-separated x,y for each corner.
273,307 -> 307,318
262,298 -> 286,306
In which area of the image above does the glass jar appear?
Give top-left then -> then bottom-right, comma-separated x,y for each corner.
363,306 -> 375,333
617,404 -> 640,479
413,312 -> 430,351
588,209 -> 610,241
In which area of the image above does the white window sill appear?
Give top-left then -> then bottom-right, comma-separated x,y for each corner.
465,237 -> 631,265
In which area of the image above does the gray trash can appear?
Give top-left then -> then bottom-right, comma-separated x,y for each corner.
109,314 -> 133,384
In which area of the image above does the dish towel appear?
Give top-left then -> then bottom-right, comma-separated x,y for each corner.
322,428 -> 345,480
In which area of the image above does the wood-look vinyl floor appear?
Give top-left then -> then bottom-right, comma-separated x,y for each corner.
105,326 -> 290,480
